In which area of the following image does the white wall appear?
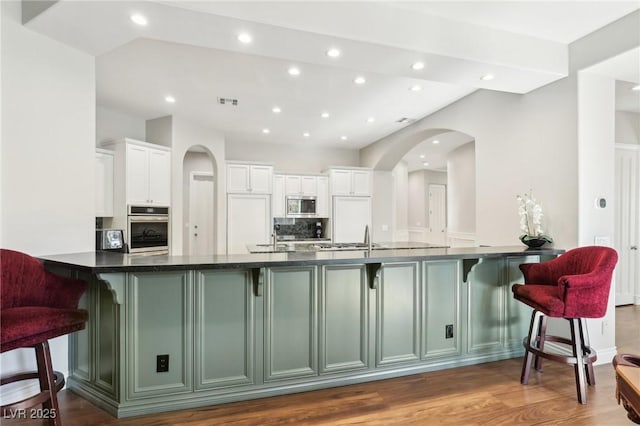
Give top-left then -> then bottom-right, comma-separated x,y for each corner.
146,116 -> 227,255
408,172 -> 426,228
96,105 -> 145,145
392,161 -> 409,241
372,171 -> 393,242
577,72 -> 617,358
447,142 -> 476,235
616,111 -> 640,144
1,0 -> 95,395
226,141 -> 359,173
146,115 -> 173,148
361,79 -> 578,249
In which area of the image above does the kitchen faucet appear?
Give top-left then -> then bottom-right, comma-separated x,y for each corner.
272,224 -> 279,251
364,225 -> 371,252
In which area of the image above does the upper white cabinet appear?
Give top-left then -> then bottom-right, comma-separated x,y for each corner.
316,176 -> 329,217
285,175 -> 317,196
227,163 -> 273,194
103,138 -> 171,207
273,174 -> 285,217
329,168 -> 372,196
95,149 -> 114,217
125,142 -> 171,205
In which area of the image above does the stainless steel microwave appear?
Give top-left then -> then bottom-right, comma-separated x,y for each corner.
286,196 -> 317,217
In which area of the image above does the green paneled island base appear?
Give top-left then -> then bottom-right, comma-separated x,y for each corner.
40,246 -> 562,418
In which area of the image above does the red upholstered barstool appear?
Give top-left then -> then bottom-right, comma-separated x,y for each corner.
512,246 -> 618,404
0,249 -> 88,425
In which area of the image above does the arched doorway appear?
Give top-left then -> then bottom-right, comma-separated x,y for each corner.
371,128 -> 477,247
182,145 -> 217,255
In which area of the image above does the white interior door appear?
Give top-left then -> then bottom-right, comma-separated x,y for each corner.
614,145 -> 639,306
189,172 -> 215,255
428,184 -> 447,245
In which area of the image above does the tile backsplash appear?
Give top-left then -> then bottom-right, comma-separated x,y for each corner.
274,217 -> 328,240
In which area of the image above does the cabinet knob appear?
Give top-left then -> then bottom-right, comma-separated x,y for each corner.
194,233 -> 198,237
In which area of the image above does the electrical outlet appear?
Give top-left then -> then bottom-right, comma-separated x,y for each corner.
157,354 -> 169,373
445,324 -> 454,339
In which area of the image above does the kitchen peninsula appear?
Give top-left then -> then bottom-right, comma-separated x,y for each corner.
41,246 -> 562,418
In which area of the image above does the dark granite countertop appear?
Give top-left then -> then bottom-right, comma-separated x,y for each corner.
246,241 -> 449,253
39,246 -> 564,274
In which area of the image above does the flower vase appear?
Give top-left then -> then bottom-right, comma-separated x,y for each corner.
519,234 -> 553,248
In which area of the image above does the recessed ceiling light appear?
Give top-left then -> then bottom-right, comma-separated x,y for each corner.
303,132 -> 310,137
288,67 -> 301,76
354,76 -> 366,85
321,112 -> 330,118
632,85 -> 640,91
423,162 -> 429,167
340,136 -> 348,141
411,62 -> 425,71
432,140 -> 440,144
272,106 -> 281,114
262,128 -> 270,134
130,13 -> 148,26
164,95 -> 175,103
327,48 -> 341,58
237,32 -> 252,44
409,85 -> 422,92
480,73 -> 495,81
419,154 -> 425,159
367,117 -> 375,123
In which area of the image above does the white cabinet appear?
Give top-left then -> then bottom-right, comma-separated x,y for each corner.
227,194 -> 271,254
332,196 -> 371,243
274,173 -> 326,218
102,138 -> 171,210
329,168 -> 371,196
273,174 -> 286,217
227,163 -> 273,194
95,149 -> 114,217
125,142 -> 171,206
285,175 -> 317,196
316,176 -> 329,217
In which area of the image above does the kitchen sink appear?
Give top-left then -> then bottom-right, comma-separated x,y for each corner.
312,243 -> 386,251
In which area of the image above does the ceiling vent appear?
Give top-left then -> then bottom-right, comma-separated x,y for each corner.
396,117 -> 416,124
218,97 -> 238,106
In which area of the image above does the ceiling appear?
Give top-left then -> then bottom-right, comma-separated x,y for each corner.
24,1 -> 640,171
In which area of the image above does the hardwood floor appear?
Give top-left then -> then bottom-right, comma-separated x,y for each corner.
4,306 -> 639,425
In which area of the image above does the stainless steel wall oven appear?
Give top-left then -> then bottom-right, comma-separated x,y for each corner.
127,205 -> 170,255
